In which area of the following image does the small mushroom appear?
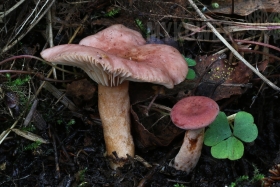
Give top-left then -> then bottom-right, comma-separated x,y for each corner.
41,24 -> 188,169
170,96 -> 219,173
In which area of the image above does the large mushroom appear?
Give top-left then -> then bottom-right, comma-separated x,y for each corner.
79,24 -> 146,56
41,24 -> 188,169
170,96 -> 219,173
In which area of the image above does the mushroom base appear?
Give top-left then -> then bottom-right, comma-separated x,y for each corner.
171,128 -> 204,173
98,81 -> 134,169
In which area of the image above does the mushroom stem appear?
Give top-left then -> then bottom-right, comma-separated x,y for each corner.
98,81 -> 134,169
171,128 -> 204,173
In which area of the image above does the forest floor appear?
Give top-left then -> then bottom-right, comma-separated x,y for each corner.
1,0 -> 280,186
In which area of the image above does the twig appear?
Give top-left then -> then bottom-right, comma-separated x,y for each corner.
239,49 -> 280,62
54,133 -> 76,170
134,155 -> 152,168
1,0 -> 55,54
0,0 -> 26,22
187,0 -> 280,91
16,0 -> 42,35
0,69 -> 80,83
68,14 -> 89,44
42,81 -> 78,111
0,55 -> 82,75
30,0 -> 50,24
47,7 -> 57,79
137,147 -> 178,187
50,127 -> 61,179
235,39 -> 280,53
23,99 -> 38,126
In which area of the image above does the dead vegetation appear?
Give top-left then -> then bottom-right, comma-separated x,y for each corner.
1,0 -> 280,186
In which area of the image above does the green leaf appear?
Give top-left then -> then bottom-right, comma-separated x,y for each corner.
211,136 -> 244,160
186,68 -> 196,80
210,140 -> 228,159
204,112 -> 232,146
184,57 -> 196,66
233,111 -> 258,143
226,137 -> 244,160
211,2 -> 220,8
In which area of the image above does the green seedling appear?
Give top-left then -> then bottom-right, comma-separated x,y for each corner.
211,2 -> 219,9
24,141 -> 42,151
174,184 -> 185,187
104,8 -> 120,17
229,165 -> 264,187
67,119 -> 76,127
204,111 -> 258,160
230,175 -> 249,187
11,75 -> 31,86
5,74 -> 31,87
5,73 -> 11,82
76,168 -> 87,182
4,74 -> 31,106
21,125 -> 36,132
135,18 -> 148,36
183,56 -> 196,80
57,118 -> 76,133
272,15 -> 280,35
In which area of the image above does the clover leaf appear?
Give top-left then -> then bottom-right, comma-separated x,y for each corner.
186,69 -> 196,80
204,112 -> 231,146
183,56 -> 197,80
233,111 -> 258,142
204,111 -> 258,160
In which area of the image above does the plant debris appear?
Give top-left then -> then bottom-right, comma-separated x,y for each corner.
1,0 -> 280,186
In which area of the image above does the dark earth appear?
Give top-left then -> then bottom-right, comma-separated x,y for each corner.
1,0 -> 280,186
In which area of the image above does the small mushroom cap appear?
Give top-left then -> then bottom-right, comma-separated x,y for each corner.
171,96 -> 219,130
79,24 -> 146,57
41,43 -> 188,88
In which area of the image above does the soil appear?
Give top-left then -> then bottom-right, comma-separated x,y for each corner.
1,0 -> 280,187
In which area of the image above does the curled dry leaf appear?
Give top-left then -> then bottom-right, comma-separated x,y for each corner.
11,128 -> 49,144
4,92 -> 19,109
129,82 -> 162,105
4,91 -> 20,117
194,54 -> 252,101
131,105 -> 184,151
32,110 -> 48,131
66,79 -> 96,107
257,59 -> 270,72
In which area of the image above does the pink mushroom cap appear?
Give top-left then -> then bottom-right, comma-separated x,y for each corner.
171,96 -> 219,130
40,43 -> 187,88
79,24 -> 146,57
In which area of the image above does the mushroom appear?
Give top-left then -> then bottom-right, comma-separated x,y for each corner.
40,24 -> 188,169
170,96 -> 219,173
79,24 -> 146,57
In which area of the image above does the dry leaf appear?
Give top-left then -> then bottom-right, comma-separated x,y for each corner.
194,54 -> 252,101
131,105 -> 184,151
66,79 -> 96,107
11,128 -> 49,144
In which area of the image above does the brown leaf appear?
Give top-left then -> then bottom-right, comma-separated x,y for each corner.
32,110 -> 47,130
194,54 -> 252,101
66,79 -> 96,107
4,91 -> 19,109
257,59 -> 270,72
129,82 -> 159,105
131,105 -> 184,151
